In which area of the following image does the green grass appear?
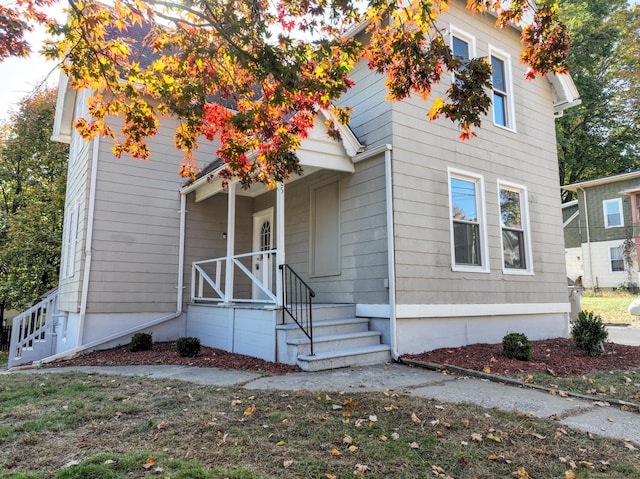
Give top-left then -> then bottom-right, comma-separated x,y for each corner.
0,372 -> 638,478
581,290 -> 639,324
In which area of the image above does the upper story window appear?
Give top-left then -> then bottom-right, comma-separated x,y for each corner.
499,182 -> 532,273
603,198 -> 623,228
450,27 -> 475,83
489,46 -> 515,130
449,169 -> 488,272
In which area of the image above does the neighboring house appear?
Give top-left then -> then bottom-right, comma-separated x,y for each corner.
563,171 -> 640,291
8,3 -> 580,369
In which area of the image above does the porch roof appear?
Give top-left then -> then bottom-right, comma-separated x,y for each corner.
181,110 -> 364,202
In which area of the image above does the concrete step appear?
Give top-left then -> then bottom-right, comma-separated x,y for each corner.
297,344 -> 392,372
287,330 -> 383,355
277,317 -> 370,340
282,304 -> 356,325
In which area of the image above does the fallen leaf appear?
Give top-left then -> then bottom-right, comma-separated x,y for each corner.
244,405 -> 256,416
435,405 -> 445,410
483,366 -> 492,373
283,459 -> 294,468
142,457 -> 157,470
330,448 -> 341,456
325,474 -> 337,479
157,421 -> 168,430
565,471 -> 576,479
471,433 -> 483,442
593,401 -> 610,407
432,464 -> 445,474
411,413 -> 421,423
512,466 -> 530,478
276,440 -> 286,446
369,415 -> 377,422
488,455 -> 502,461
487,433 -> 501,443
384,405 -> 398,412
624,442 -> 637,451
391,432 -> 400,440
379,435 -> 388,441
343,435 -> 353,445
354,464 -> 369,475
348,445 -> 358,452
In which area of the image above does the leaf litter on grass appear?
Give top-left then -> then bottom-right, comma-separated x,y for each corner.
0,372 -> 639,478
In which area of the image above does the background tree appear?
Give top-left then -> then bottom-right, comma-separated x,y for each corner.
557,0 -> 640,201
0,87 -> 68,324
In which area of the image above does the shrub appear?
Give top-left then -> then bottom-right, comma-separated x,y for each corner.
572,310 -> 608,356
502,332 -> 532,361
175,337 -> 201,357
128,332 -> 153,352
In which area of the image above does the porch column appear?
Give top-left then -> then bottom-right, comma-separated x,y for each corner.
275,182 -> 285,306
224,182 -> 237,303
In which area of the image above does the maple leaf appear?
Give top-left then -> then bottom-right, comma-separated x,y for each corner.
142,457 -> 157,469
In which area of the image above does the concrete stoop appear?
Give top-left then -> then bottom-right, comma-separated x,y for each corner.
276,304 -> 391,371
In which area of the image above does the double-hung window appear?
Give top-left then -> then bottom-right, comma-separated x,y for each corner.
603,198 -> 623,228
450,27 -> 475,86
609,245 -> 625,272
498,182 -> 532,273
449,169 -> 488,271
489,47 -> 514,130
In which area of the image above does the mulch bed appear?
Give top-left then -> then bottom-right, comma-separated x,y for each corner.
44,341 -> 302,375
404,337 -> 640,377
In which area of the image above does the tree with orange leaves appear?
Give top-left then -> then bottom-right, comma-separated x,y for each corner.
3,0 -> 569,187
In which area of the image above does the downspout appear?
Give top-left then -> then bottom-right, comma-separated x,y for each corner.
384,147 -> 399,361
580,186 -> 594,288
35,167 -> 188,365
353,143 -> 398,360
76,136 -> 100,345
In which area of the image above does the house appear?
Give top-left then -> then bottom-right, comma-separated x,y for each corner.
8,2 -> 580,370
563,171 -> 640,291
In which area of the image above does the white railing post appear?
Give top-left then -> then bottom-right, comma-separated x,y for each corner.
276,181 -> 285,306
224,183 -> 236,303
191,262 -> 197,300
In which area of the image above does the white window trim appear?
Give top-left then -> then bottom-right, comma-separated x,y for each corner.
608,245 -> 625,273
448,167 -> 490,273
449,26 -> 476,85
62,200 -> 80,279
488,45 -> 516,132
498,180 -> 534,275
603,198 -> 624,229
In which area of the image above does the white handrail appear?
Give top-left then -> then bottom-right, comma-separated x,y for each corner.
192,249 -> 278,303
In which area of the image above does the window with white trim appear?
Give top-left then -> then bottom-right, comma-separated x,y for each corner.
498,182 -> 532,272
450,27 -> 475,87
603,198 -> 623,228
489,47 -> 515,130
609,245 -> 625,272
62,200 -> 79,279
449,170 -> 487,271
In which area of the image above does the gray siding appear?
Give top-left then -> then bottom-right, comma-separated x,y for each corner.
285,157 -> 389,304
563,203 -> 581,248
86,116 -> 218,314
388,3 -> 567,305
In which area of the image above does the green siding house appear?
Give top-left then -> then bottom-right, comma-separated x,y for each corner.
563,172 -> 640,290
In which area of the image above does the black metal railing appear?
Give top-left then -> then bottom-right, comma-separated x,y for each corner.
1,326 -> 12,352
280,264 -> 316,355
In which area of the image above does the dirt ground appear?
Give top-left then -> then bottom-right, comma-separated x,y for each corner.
43,337 -> 640,377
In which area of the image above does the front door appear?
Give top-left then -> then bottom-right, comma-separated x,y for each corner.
252,208 -> 274,299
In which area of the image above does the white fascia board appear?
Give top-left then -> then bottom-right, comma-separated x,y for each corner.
549,72 -> 581,116
318,108 -> 365,157
51,72 -> 77,144
563,171 -> 640,191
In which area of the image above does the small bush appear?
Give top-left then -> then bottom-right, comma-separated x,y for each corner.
128,332 -> 153,352
502,332 -> 532,361
175,337 -> 201,357
572,310 -> 608,356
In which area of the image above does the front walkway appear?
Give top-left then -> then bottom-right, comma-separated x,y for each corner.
8,362 -> 639,445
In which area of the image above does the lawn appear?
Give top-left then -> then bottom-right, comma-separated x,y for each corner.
581,290 -> 639,324
1,372 -> 639,478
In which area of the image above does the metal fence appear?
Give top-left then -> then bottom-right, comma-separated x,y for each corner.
1,325 -> 11,352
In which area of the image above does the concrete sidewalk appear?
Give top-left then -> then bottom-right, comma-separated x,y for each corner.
8,362 -> 639,445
